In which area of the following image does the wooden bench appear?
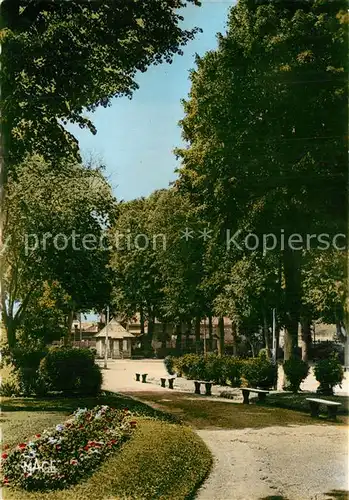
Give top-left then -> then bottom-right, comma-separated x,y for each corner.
194,380 -> 213,396
135,373 -> 148,383
241,387 -> 269,404
160,376 -> 176,389
306,398 -> 341,420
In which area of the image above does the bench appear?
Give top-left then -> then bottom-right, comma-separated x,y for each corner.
135,373 -> 148,383
241,387 -> 269,404
306,398 -> 341,420
160,376 -> 176,389
194,380 -> 213,396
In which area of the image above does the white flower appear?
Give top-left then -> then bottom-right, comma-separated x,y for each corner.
56,424 -> 64,432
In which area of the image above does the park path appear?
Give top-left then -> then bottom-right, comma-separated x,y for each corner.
100,359 -> 349,500
196,425 -> 348,500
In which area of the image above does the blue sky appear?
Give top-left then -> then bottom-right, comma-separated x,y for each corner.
68,0 -> 235,202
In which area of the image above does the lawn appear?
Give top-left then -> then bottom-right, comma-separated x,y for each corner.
261,391 -> 349,415
1,394 -> 212,500
123,391 -> 349,429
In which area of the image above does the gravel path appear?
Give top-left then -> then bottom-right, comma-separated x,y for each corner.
196,425 -> 348,500
100,360 -> 349,500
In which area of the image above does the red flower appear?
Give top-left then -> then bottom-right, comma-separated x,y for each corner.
35,434 -> 41,438
1,453 -> 8,460
18,443 -> 26,449
56,445 -> 61,451
130,421 -> 137,428
3,444 -> 9,450
123,408 -> 129,412
24,473 -> 28,478
83,445 -> 90,451
3,477 -> 9,485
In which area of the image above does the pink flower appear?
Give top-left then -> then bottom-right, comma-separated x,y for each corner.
1,453 -> 8,459
35,434 -> 41,438
18,443 -> 26,450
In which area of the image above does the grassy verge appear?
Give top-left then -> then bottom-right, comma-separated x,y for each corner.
124,391 -> 348,429
1,394 -> 211,500
260,392 -> 349,416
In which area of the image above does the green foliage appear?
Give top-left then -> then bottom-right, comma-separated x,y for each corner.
9,341 -> 48,396
314,353 -> 344,395
176,0 -> 348,357
241,352 -> 277,389
164,355 -> 176,375
39,347 -> 102,396
283,358 -> 309,393
2,156 -> 115,348
175,353 -> 243,386
174,354 -> 206,380
1,0 -> 201,164
223,356 -> 243,388
204,354 -> 226,384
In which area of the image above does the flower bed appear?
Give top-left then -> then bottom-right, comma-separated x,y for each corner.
1,405 -> 137,491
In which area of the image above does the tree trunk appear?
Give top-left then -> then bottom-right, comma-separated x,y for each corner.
140,307 -> 145,334
231,320 -> 237,356
208,315 -> 213,352
64,310 -> 74,346
283,248 -> 302,360
300,316 -> 312,362
5,317 -> 16,350
218,317 -> 225,357
195,316 -> 201,353
185,320 -> 192,352
161,322 -> 167,349
262,309 -> 270,355
145,311 -> 155,354
175,323 -> 182,354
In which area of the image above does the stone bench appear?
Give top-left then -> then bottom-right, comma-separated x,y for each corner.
194,380 -> 213,396
241,387 -> 269,404
135,373 -> 148,383
306,398 -> 341,420
160,376 -> 176,389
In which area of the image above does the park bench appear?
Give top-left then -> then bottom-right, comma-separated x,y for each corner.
135,373 -> 148,383
306,398 -> 341,420
241,387 -> 269,404
194,380 -> 213,396
160,376 -> 176,389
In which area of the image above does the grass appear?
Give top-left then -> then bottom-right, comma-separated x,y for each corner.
1,394 -> 212,500
121,390 -> 348,429
261,391 -> 349,416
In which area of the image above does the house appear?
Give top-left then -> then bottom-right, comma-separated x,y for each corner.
95,319 -> 135,359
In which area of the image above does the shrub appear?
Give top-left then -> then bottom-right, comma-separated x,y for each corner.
314,353 -> 344,395
175,354 -> 203,379
39,347 -> 102,396
241,352 -> 277,389
1,405 -> 136,491
309,341 -> 344,364
10,343 -> 48,396
224,357 -> 242,387
204,354 -> 226,384
283,358 -> 309,393
164,355 -> 176,375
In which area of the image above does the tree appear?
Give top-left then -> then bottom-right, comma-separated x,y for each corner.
176,0 -> 347,359
0,0 -> 202,331
2,154 -> 115,348
109,195 -> 165,350
0,0 -> 201,164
